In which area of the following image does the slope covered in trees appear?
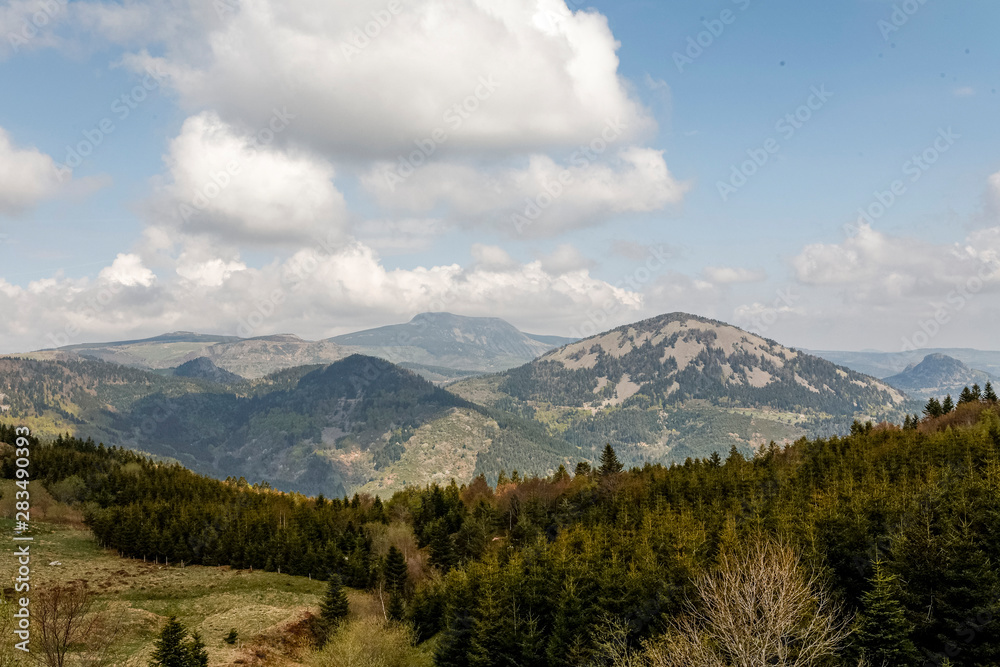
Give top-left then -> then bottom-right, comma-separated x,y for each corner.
5,392 -> 1000,665
0,355 -> 581,496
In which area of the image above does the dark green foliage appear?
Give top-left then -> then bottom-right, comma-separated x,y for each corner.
925,397 -> 944,417
7,409 -> 1000,666
385,546 -> 408,594
986,381 -> 998,402
317,575 -> 351,646
149,617 -> 207,667
943,393 -> 955,413
598,443 -> 623,476
852,559 -> 918,665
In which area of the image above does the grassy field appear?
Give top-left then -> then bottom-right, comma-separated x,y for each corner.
1,518 -> 329,665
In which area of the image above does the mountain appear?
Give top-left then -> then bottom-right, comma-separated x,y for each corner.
29,331 -> 241,369
883,353 -> 994,399
0,354 -> 577,497
29,313 -> 575,381
808,348 -> 1000,379
327,312 -> 576,373
171,356 -> 244,384
450,312 -> 909,465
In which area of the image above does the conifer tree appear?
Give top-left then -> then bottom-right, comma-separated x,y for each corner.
959,386 -> 974,405
385,546 -> 408,594
985,381 -> 998,403
387,591 -> 405,621
185,632 -> 209,667
853,559 -> 918,665
943,394 -> 955,413
150,616 -> 189,667
598,444 -> 624,476
972,383 -> 983,401
574,461 -> 592,477
317,574 -> 350,646
430,522 -> 458,573
924,397 -> 943,418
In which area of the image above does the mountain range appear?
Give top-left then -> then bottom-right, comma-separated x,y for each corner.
0,311 -> 936,497
25,312 -> 576,381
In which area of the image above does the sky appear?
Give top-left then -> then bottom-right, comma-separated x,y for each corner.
1,0 -> 999,354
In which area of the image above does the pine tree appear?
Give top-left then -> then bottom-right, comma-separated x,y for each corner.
385,546 -> 408,594
985,381 -> 998,402
430,522 -> 458,573
959,386 -> 974,405
972,383 -> 983,401
853,559 -> 918,665
574,461 -> 592,477
387,591 -> 405,621
923,397 -> 943,418
598,444 -> 623,476
150,616 -> 189,667
185,632 -> 209,667
317,574 -> 350,646
943,394 -> 955,413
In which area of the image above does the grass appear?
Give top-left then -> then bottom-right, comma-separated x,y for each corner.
0,518 -> 328,665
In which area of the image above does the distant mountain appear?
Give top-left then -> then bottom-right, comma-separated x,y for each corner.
29,331 -> 241,369
450,312 -> 909,466
198,335 -> 348,379
883,353 -> 994,399
808,348 -> 1000,379
328,312 -> 576,373
171,356 -> 244,384
0,355 -> 577,497
29,313 -> 575,381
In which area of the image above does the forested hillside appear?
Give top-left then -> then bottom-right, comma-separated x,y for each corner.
5,392 -> 1000,666
0,355 -> 580,497
450,312 -> 912,467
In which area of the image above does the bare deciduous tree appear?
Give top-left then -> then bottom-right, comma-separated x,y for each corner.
29,582 -> 138,667
643,538 -> 851,667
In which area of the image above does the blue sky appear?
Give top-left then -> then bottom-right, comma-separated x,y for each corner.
1,0 -> 998,353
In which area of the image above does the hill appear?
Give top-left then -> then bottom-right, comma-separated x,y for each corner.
0,355 -> 578,496
172,356 -> 245,383
882,353 -> 994,399
328,312 -> 576,373
808,347 -> 1000,379
28,312 -> 576,381
449,312 -> 909,465
6,401 -> 1000,666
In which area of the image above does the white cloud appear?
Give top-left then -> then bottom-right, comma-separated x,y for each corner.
790,224 -> 989,301
0,239 -> 649,353
539,244 -> 594,274
0,127 -> 70,216
151,112 -> 348,245
362,147 -> 687,236
703,266 -> 767,285
98,253 -> 156,287
99,0 -> 655,159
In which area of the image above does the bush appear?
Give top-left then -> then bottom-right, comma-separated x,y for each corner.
310,617 -> 431,667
